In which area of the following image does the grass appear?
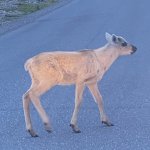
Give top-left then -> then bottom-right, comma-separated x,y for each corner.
18,0 -> 58,14
0,0 -> 58,24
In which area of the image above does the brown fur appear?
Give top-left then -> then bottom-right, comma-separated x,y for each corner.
23,33 -> 136,137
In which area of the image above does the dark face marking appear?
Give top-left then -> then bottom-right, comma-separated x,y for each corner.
131,45 -> 137,54
121,42 -> 127,47
117,37 -> 122,42
117,37 -> 128,47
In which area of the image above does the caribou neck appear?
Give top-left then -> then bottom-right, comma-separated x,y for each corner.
94,44 -> 119,72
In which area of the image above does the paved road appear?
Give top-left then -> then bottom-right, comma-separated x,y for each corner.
0,0 -> 150,149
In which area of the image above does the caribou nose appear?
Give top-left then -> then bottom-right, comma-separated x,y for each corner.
131,45 -> 137,54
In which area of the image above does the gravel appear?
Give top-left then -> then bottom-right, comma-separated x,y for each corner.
0,0 -> 73,36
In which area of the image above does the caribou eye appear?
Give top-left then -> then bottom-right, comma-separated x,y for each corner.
118,37 -> 122,42
122,42 -> 127,47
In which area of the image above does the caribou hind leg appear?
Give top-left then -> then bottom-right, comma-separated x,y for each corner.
23,81 -> 54,137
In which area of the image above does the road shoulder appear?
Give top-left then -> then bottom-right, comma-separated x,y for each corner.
0,0 -> 73,36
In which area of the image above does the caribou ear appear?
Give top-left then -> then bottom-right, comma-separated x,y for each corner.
112,34 -> 117,43
105,32 -> 113,43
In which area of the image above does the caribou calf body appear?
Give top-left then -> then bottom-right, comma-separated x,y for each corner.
23,33 -> 137,137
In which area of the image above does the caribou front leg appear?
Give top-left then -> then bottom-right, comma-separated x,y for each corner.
70,83 -> 84,133
87,83 -> 114,126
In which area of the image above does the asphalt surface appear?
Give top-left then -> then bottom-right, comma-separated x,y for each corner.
0,0 -> 150,149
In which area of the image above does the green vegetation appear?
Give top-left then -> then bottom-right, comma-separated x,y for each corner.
0,0 -> 58,24
18,0 -> 57,14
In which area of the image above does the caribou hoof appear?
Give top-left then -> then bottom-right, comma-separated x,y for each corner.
70,124 -> 81,133
102,121 -> 114,126
44,123 -> 52,133
27,129 -> 39,137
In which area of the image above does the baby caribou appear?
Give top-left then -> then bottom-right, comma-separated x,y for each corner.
23,33 -> 137,137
